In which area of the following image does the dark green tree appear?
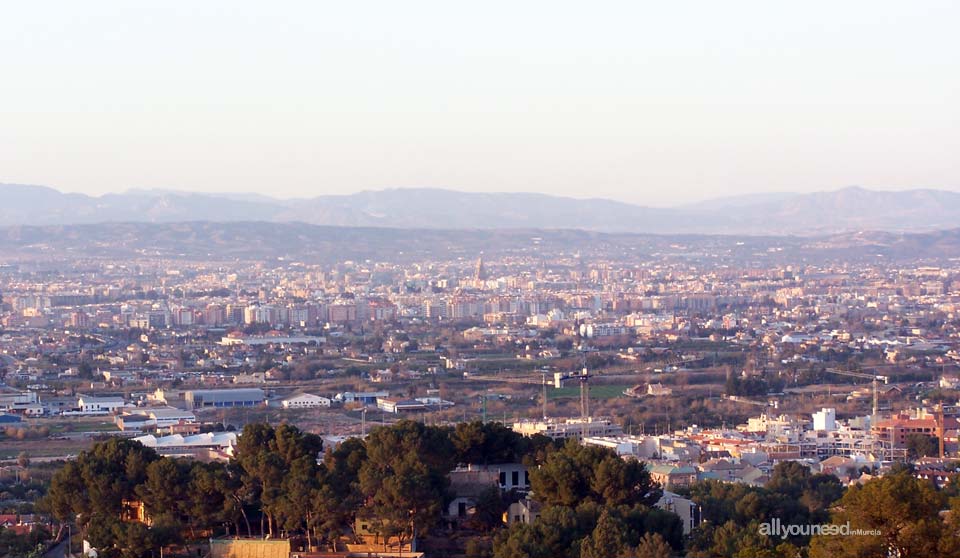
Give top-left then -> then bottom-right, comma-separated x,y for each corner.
809,471 -> 956,558
43,438 -> 159,548
358,420 -> 452,550
467,486 -> 509,532
232,422 -> 323,537
632,532 -> 674,558
529,440 -> 659,508
313,437 -> 366,548
905,433 -> 939,459
579,509 -> 628,558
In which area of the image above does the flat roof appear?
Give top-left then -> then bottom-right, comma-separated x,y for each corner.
186,388 -> 264,398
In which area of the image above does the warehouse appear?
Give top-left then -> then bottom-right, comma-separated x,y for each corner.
184,388 -> 265,410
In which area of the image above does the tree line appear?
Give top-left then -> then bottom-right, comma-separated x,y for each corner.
40,420 -> 960,558
39,420 -> 571,557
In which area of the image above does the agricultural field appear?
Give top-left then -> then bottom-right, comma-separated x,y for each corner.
548,384 -> 629,400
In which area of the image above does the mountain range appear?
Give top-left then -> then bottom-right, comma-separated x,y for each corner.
2,221 -> 959,265
2,183 -> 959,236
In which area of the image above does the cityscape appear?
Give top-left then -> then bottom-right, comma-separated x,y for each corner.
3,2 -> 960,557
1,216 -> 959,557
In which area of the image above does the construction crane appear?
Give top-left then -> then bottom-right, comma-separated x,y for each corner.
936,401 -> 946,459
553,367 -> 594,421
825,368 -> 889,425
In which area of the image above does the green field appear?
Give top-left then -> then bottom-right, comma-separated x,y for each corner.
548,385 -> 628,400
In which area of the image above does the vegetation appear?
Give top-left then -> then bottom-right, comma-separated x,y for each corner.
492,441 -> 676,558
38,420 -> 561,557
37,422 -> 960,558
809,470 -> 960,558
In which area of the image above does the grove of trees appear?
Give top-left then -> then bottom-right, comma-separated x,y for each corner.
39,421 -> 960,558
40,420 -> 564,558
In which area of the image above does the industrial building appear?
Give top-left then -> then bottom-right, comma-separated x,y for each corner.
184,388 -> 265,410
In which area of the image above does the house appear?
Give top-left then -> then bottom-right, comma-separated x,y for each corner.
282,393 -> 331,409
101,370 -> 137,384
698,458 -> 769,486
77,394 -> 126,413
647,383 -> 673,396
368,369 -> 396,383
0,514 -> 38,535
818,456 -> 861,478
457,463 -> 530,493
647,463 -> 698,490
656,491 -> 700,535
504,498 -> 542,525
352,518 -> 420,555
446,469 -> 499,520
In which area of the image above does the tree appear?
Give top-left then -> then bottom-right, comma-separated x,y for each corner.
313,437 -> 366,548
766,461 -> 811,499
632,532 -> 673,558
132,457 -> 189,552
906,433 -> 939,459
187,461 -> 240,537
579,509 -> 627,558
493,505 -> 586,558
358,420 -> 452,549
465,537 -> 493,558
17,451 -> 30,470
232,422 -> 323,537
43,439 -> 159,534
137,458 -> 190,523
529,440 -> 659,508
468,486 -> 508,532
277,455 -> 319,548
809,471 -> 957,558
453,421 -> 529,465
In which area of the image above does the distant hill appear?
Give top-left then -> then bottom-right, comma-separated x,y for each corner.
3,183 -> 960,235
2,221 -> 959,264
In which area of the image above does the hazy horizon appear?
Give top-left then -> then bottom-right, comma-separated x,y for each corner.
6,182 -> 960,208
2,1 -> 958,206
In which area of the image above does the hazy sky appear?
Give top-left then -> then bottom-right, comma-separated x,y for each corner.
2,2 -> 958,206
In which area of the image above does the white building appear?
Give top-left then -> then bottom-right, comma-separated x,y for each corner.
511,417 -> 623,440
376,397 -> 426,414
147,407 -> 197,427
134,432 -> 238,459
813,408 -> 837,432
77,395 -> 126,413
282,393 -> 332,409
